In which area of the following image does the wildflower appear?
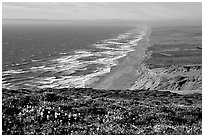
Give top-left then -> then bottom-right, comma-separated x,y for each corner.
68,113 -> 71,118
55,112 -> 58,118
47,115 -> 49,120
18,112 -> 22,116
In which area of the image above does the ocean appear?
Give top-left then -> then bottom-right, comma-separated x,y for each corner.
2,20 -> 144,90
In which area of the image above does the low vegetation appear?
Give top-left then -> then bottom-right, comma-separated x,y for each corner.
2,88 -> 202,135
145,26 -> 202,69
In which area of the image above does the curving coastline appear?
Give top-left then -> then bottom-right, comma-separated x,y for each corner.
93,25 -> 202,94
93,26 -> 151,89
2,24 -> 202,135
2,26 -> 144,90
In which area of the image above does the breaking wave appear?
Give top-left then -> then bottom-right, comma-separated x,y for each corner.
2,28 -> 145,90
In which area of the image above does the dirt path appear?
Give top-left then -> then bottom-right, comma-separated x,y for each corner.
94,27 -> 151,90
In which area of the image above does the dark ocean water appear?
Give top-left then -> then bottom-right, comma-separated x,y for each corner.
2,20 -> 145,90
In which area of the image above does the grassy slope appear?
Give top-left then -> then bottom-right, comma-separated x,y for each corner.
2,88 -> 202,135
145,26 -> 202,68
135,25 -> 202,91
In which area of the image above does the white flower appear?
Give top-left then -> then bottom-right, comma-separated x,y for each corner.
68,113 -> 71,118
55,112 -> 58,118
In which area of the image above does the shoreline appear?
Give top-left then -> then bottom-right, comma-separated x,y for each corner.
91,26 -> 151,90
2,26 -> 143,90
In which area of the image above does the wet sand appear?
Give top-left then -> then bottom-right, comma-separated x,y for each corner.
93,27 -> 151,90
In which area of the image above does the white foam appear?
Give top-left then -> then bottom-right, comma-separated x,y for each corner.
59,52 -> 67,55
30,66 -> 45,70
31,59 -> 41,62
3,28 -> 146,90
2,73 -> 11,77
3,69 -> 27,74
29,64 -> 113,89
2,83 -> 12,88
21,62 -> 29,65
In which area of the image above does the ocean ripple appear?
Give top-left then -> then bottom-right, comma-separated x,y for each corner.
3,28 -> 145,90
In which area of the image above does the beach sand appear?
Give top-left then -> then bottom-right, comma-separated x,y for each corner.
93,26 -> 151,90
93,25 -> 202,94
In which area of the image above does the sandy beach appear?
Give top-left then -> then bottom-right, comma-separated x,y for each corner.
93,25 -> 202,94
93,26 -> 151,90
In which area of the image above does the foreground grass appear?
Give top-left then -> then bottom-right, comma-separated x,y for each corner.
2,88 -> 202,135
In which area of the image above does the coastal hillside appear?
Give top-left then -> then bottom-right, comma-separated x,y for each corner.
2,88 -> 202,135
2,2 -> 202,136
131,26 -> 202,91
2,25 -> 202,135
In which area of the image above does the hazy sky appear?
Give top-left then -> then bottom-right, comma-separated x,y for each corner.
2,2 -> 202,21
